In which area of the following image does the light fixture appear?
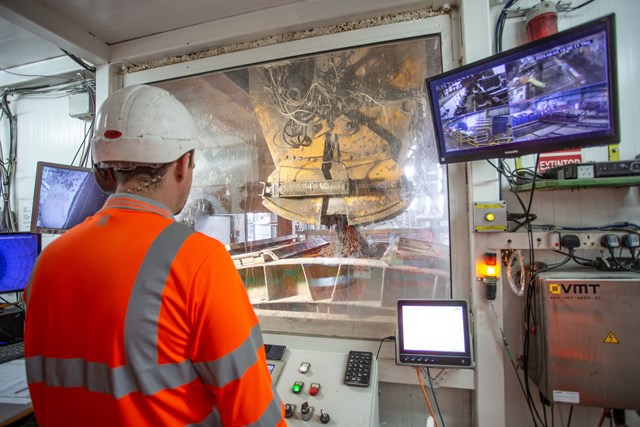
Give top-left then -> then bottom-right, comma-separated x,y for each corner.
478,252 -> 499,300
526,0 -> 558,42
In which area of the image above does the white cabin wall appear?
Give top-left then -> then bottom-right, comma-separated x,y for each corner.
0,94 -> 87,304
1,96 -> 88,227
465,0 -> 640,426
11,95 -> 90,231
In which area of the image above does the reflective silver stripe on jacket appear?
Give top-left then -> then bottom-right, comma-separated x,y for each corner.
246,386 -> 285,427
124,222 -> 197,394
26,221 -> 279,424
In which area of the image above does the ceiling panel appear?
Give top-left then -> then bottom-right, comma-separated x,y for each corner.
39,0 -> 306,44
0,0 -> 458,88
0,16 -> 64,69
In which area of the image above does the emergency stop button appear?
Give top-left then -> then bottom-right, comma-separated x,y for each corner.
309,383 -> 320,396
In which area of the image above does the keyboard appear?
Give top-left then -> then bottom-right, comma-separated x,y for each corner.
343,350 -> 372,387
0,341 -> 24,364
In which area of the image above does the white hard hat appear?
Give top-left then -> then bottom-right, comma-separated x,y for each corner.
91,85 -> 201,166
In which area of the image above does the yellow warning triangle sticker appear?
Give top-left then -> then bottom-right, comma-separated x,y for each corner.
603,331 -> 620,344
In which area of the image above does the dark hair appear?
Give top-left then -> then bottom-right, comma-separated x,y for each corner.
114,163 -> 173,193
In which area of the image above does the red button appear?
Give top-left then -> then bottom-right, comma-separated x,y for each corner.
309,383 -> 320,396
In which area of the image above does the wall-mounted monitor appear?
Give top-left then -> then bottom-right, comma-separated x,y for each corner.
0,232 -> 41,294
427,14 -> 619,164
396,299 -> 473,368
31,162 -> 109,234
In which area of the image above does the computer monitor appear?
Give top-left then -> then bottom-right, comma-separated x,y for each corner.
0,232 -> 41,294
396,299 -> 474,368
426,14 -> 619,164
31,162 -> 109,234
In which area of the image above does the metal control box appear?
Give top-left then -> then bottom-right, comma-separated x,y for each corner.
472,201 -> 507,232
530,270 -> 640,409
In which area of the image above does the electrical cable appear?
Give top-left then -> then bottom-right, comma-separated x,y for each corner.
1,75 -> 95,229
506,249 -> 525,296
522,155 -> 547,427
552,250 -> 598,268
489,302 -> 529,406
426,367 -> 445,427
0,91 -> 18,232
522,274 -> 545,427
487,155 -> 545,426
529,222 -> 640,233
375,336 -> 395,360
416,367 -> 439,427
494,0 -> 519,54
567,405 -> 574,427
596,408 -> 610,427
567,0 -> 597,11
0,295 -> 24,311
606,248 -> 640,273
60,48 -> 96,74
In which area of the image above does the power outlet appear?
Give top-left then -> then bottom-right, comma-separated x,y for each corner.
560,232 -> 629,250
576,164 -> 595,179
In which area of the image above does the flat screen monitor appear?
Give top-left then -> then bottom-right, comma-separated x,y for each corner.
427,14 -> 619,164
396,299 -> 473,368
0,232 -> 41,294
31,162 -> 109,234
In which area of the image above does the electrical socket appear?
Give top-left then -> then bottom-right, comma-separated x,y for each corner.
559,232 -> 629,250
485,231 -> 636,250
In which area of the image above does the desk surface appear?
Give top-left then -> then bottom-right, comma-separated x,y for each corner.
0,359 -> 32,427
0,403 -> 32,427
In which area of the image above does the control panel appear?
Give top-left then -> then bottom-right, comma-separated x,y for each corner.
264,334 -> 379,426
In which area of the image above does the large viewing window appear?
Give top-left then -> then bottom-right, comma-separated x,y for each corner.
147,25 -> 450,339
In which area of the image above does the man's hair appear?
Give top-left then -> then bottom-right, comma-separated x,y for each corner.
114,163 -> 173,193
113,150 -> 194,194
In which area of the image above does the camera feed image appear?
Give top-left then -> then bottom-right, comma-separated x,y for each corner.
0,234 -> 39,293
506,32 -> 610,141
36,166 -> 109,232
435,65 -> 512,150
436,30 -> 610,154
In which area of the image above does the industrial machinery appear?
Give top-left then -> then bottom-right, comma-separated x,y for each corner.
162,35 -> 450,327
249,41 -> 427,226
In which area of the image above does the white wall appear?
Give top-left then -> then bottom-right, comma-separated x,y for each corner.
0,94 -> 89,236
464,0 -> 640,426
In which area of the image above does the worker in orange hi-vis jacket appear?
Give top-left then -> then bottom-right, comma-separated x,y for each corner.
24,85 -> 286,427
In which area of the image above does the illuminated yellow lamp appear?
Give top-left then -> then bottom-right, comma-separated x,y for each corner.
478,252 -> 499,300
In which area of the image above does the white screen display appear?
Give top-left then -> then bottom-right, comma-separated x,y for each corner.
402,305 -> 466,353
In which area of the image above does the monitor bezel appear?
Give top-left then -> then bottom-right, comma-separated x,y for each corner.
0,232 -> 42,294
395,299 -> 474,368
30,161 -> 108,235
426,13 -> 619,164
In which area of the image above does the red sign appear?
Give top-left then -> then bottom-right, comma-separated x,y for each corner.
537,150 -> 583,172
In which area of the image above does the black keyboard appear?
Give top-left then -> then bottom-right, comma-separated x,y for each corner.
0,341 -> 24,364
343,350 -> 372,387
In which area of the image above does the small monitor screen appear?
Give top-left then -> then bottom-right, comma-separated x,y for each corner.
396,299 -> 473,368
0,232 -> 41,294
427,14 -> 618,164
31,162 -> 109,234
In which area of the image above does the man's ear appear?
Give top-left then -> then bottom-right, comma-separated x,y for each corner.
174,152 -> 191,179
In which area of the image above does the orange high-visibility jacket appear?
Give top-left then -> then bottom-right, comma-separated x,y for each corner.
24,194 -> 285,426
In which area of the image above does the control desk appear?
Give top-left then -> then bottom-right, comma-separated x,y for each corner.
263,333 -> 379,426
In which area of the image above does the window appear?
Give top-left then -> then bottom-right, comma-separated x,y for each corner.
152,30 -> 449,339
